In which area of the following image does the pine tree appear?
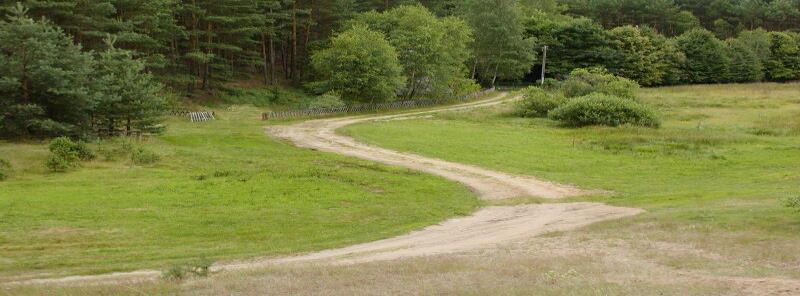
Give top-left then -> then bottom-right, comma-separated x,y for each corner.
0,3 -> 95,138
93,37 -> 166,135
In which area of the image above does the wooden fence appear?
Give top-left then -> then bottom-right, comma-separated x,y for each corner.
262,88 -> 495,120
188,111 -> 215,122
169,110 -> 216,122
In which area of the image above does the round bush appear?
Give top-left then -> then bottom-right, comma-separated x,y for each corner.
561,68 -> 639,100
307,92 -> 346,110
548,94 -> 660,128
45,155 -> 74,172
0,158 -> 10,181
516,87 -> 565,118
131,147 -> 160,165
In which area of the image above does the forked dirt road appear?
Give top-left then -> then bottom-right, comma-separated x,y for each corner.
7,92 -> 643,286
258,91 -> 645,266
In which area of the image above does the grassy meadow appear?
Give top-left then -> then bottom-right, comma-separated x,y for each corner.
0,105 -> 480,279
343,82 -> 800,278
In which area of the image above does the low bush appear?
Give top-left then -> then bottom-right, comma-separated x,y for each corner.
45,155 -> 74,172
48,137 -> 95,161
0,158 -> 10,181
162,258 -> 213,281
784,196 -> 800,211
561,68 -> 640,99
45,137 -> 95,172
516,87 -> 565,118
548,93 -> 660,127
131,147 -> 160,165
48,137 -> 80,161
306,92 -> 346,109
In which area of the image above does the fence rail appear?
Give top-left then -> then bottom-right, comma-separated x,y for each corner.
169,110 -> 216,122
262,88 -> 495,120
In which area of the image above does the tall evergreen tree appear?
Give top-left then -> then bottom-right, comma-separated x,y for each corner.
0,3 -> 95,138
93,37 -> 166,135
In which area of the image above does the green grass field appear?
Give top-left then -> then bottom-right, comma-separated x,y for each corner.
0,106 -> 479,278
343,82 -> 800,277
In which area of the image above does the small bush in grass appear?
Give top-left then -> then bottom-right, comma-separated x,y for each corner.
46,137 -> 89,172
48,137 -> 95,161
162,259 -> 213,281
48,137 -> 80,160
549,93 -> 660,128
0,158 -> 10,181
45,155 -> 74,172
131,147 -> 160,165
516,87 -> 565,118
561,68 -> 639,99
73,141 -> 96,161
784,196 -> 800,211
307,92 -> 346,109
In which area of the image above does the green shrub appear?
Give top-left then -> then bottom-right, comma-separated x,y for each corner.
516,87 -> 565,118
48,137 -> 80,160
131,147 -> 160,165
73,141 -> 96,161
306,92 -> 346,109
784,196 -> 800,211
560,68 -> 639,99
46,137 -> 83,172
540,78 -> 562,90
674,28 -> 731,84
549,93 -> 660,128
162,258 -> 213,281
45,155 -> 74,172
0,158 -> 10,181
47,137 -> 95,160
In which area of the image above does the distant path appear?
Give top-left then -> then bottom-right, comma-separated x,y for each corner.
257,92 -> 643,264
5,92 -> 643,286
267,92 -> 594,199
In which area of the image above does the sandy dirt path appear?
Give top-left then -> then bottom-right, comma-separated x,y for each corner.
6,92 -> 643,286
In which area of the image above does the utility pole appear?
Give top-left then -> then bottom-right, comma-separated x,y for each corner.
541,45 -> 548,86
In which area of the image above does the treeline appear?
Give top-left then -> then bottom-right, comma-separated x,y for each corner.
527,15 -> 800,86
1,0 -> 799,139
0,0 -> 456,95
562,0 -> 800,38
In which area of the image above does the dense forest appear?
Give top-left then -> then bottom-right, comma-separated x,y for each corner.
1,0 -> 799,138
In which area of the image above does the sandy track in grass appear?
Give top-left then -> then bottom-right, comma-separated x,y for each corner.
266,92 -> 592,200
4,92 -> 643,287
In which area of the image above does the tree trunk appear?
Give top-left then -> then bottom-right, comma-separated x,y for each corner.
269,35 -> 276,84
261,34 -> 269,85
290,1 -> 298,80
491,63 -> 499,88
471,58 -> 478,80
202,22 -> 213,91
405,69 -> 421,100
20,62 -> 29,103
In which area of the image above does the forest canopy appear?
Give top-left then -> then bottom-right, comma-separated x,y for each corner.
1,0 -> 799,138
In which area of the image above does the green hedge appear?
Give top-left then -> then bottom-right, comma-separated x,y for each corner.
516,87 -> 565,118
549,93 -> 660,128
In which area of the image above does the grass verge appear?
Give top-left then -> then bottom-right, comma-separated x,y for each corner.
342,82 -> 800,278
0,105 -> 479,279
